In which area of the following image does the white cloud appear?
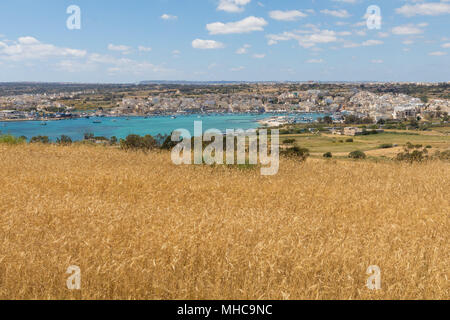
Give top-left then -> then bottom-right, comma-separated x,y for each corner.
230,66 -> 245,71
306,59 -> 324,63
161,14 -> 178,20
396,2 -> 450,17
362,40 -> 383,46
320,9 -> 351,18
207,16 -> 267,34
371,59 -> 383,64
442,43 -> 450,48
0,36 -> 87,62
253,53 -> 266,59
429,51 -> 447,56
267,29 -> 339,48
269,10 -> 307,21
192,39 -> 225,49
217,0 -> 251,13
108,44 -> 132,54
0,36 -> 172,76
392,24 -> 424,35
236,44 -> 251,54
138,46 -> 152,52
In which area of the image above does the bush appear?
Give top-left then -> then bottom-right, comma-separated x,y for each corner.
379,143 -> 393,149
434,150 -> 450,161
282,146 -> 309,161
120,134 -> 157,151
0,134 -> 26,145
345,138 -> 354,143
426,145 -> 432,149
323,152 -> 332,158
56,135 -> 72,146
160,134 -> 178,150
283,138 -> 296,144
396,149 -> 428,162
30,136 -> 50,144
84,133 -> 95,140
110,136 -> 118,145
348,150 -> 366,159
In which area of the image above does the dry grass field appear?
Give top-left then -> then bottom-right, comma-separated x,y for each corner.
0,144 -> 448,300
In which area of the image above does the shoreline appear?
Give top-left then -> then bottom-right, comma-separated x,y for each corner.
0,111 -> 328,123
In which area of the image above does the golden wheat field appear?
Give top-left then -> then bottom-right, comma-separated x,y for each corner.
0,144 -> 448,300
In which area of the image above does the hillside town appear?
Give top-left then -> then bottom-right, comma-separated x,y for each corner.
1,83 -> 449,124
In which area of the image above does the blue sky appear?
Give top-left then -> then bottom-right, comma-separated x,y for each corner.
0,0 -> 449,82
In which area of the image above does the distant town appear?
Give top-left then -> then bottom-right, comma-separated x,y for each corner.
0,82 -> 449,126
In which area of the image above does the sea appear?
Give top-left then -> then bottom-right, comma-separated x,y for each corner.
0,113 -> 326,141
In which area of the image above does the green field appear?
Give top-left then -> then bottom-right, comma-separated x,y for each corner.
281,128 -> 450,158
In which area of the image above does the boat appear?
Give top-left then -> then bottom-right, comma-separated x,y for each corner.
40,122 -> 47,126
93,120 -> 102,124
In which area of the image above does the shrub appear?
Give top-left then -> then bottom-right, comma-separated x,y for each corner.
56,135 -> 72,146
348,150 -> 366,159
283,138 -> 296,144
396,149 -> 428,162
282,146 -> 309,161
160,134 -> 178,150
345,138 -> 354,143
84,133 -> 95,140
434,150 -> 450,161
0,134 -> 26,145
425,145 -> 432,149
30,136 -> 50,144
379,143 -> 393,149
120,134 -> 157,151
323,152 -> 332,158
110,136 -> 118,145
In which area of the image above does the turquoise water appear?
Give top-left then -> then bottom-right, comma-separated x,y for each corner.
0,113 -> 325,141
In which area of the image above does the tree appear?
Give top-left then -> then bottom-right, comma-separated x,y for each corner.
30,136 -> 50,144
57,135 -> 72,145
348,150 -> 366,159
282,146 -> 310,161
323,116 -> 333,124
84,132 -> 94,140
120,134 -> 157,151
420,95 -> 429,103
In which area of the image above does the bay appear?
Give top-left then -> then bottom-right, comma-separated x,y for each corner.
0,113 -> 326,141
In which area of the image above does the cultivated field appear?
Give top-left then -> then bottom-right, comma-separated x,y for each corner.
0,144 -> 448,300
282,129 -> 450,158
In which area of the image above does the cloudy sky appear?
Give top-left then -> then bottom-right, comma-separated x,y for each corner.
0,0 -> 449,82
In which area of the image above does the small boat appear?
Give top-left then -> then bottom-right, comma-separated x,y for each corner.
93,120 -> 102,124
40,122 -> 47,126
171,116 -> 177,119
111,119 -> 117,122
